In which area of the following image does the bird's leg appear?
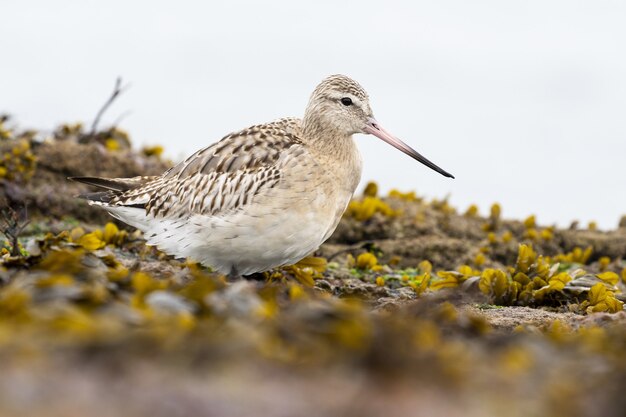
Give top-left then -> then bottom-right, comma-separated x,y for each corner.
227,266 -> 242,282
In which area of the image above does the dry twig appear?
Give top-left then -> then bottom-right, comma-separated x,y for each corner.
89,77 -> 129,137
0,201 -> 29,257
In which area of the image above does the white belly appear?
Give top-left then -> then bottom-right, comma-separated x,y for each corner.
120,186 -> 353,276
187,211 -> 328,275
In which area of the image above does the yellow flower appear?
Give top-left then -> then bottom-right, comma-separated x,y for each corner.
69,227 -> 86,242
346,253 -> 356,268
502,231 -> 513,243
587,284 -> 607,307
418,260 -> 432,274
375,277 -> 385,287
37,249 -> 84,274
516,244 -> 536,274
356,253 -> 378,270
524,228 -> 538,240
490,203 -> 501,220
289,266 -> 316,287
362,181 -> 378,197
142,145 -> 164,157
478,270 -> 494,294
474,253 -> 486,267
533,272 -> 571,301
36,274 -> 74,288
107,264 -> 129,282
535,256 -> 551,279
131,272 -> 166,296
479,269 -> 508,299
346,197 -> 396,221
585,283 -> 624,313
388,189 -> 419,201
540,229 -> 553,240
555,246 -> 594,264
76,232 -> 105,250
523,215 -> 536,229
418,273 -> 431,293
289,284 -> 306,300
458,265 -> 479,278
434,200 -> 456,215
596,271 -> 619,286
0,140 -> 37,182
102,222 -> 120,245
492,271 -> 509,299
464,204 -> 479,217
513,272 -> 530,286
598,256 -> 610,272
295,256 -> 327,273
105,138 -> 120,151
388,256 -> 401,267
532,276 -> 548,288
549,272 -> 571,287
604,296 -> 624,313
432,271 -> 461,290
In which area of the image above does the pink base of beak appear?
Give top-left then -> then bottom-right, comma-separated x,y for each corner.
364,118 -> 454,179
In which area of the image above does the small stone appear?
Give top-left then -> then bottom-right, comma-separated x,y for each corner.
145,290 -> 197,314
315,279 -> 333,291
204,281 -> 264,317
24,239 -> 41,257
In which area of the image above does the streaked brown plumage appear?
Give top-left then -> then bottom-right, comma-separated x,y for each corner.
71,75 -> 453,276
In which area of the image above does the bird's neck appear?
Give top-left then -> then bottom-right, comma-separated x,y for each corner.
301,116 -> 363,193
302,113 -> 348,155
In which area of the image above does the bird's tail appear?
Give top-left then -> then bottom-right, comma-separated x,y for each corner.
69,176 -> 156,205
69,175 -> 161,231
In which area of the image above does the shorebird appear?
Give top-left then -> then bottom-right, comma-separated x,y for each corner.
71,75 -> 453,277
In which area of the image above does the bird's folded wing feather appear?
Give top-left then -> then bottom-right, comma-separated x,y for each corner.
111,118 -> 305,218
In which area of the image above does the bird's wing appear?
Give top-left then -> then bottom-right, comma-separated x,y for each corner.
110,118 -> 305,218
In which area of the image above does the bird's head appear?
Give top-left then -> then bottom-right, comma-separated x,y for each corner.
304,74 -> 454,179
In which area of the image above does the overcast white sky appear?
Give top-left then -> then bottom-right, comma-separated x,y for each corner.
2,0 -> 625,229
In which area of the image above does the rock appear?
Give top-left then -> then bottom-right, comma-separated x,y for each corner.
374,236 -> 474,270
204,281 -> 264,318
145,291 -> 197,315
565,274 -> 619,294
559,230 -> 626,260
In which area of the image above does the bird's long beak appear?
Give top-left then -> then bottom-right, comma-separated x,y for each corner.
363,118 -> 454,179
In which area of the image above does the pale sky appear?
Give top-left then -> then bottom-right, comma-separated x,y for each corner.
2,0 -> 625,229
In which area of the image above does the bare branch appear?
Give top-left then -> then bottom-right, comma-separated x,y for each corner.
111,110 -> 133,130
0,201 -> 29,257
89,77 -> 130,137
326,241 -> 376,262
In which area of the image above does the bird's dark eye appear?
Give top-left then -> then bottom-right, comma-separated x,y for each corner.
340,97 -> 353,106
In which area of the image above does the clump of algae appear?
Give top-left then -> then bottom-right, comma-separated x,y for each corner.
0,117 -> 37,182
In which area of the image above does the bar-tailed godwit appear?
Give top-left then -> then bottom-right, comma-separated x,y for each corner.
72,75 -> 453,277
